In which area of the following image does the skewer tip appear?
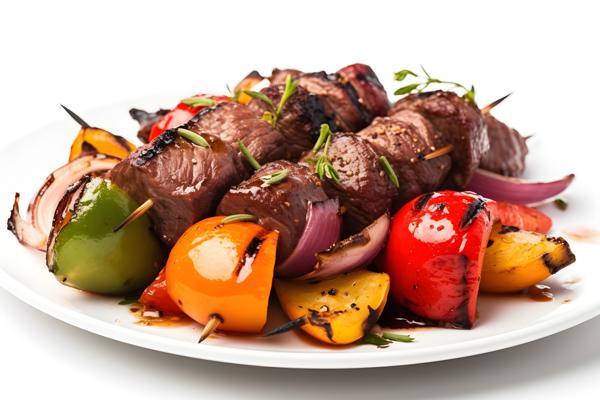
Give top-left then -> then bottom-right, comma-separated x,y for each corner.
481,92 -> 514,114
60,104 -> 91,128
263,316 -> 307,337
198,314 -> 224,343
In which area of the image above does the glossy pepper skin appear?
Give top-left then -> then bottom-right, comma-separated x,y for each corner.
139,268 -> 182,314
166,216 -> 278,333
381,191 -> 494,328
148,94 -> 229,141
48,177 -> 167,295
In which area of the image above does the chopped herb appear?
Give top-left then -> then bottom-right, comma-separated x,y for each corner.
312,124 -> 340,184
118,296 -> 139,305
313,123 -> 332,153
242,74 -> 297,127
394,65 -> 476,105
181,97 -> 216,108
382,332 -> 415,343
379,156 -> 400,188
222,214 -> 257,224
360,333 -> 391,348
260,169 -> 289,187
238,139 -> 261,170
554,198 -> 568,211
176,128 -> 210,148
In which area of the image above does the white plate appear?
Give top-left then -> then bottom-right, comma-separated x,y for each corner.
1,100 -> 599,369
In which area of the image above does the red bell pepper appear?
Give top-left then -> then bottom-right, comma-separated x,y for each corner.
381,191 -> 494,329
489,201 -> 552,234
148,94 -> 229,142
139,268 -> 182,314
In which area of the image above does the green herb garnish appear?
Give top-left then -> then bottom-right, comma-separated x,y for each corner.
360,332 -> 415,348
394,66 -> 476,104
312,123 -> 332,153
243,74 -> 297,127
181,97 -> 216,108
382,332 -> 415,343
222,214 -> 257,224
238,139 -> 261,170
554,198 -> 568,211
310,124 -> 340,184
176,128 -> 210,148
118,296 -> 140,305
379,156 -> 400,188
260,169 -> 289,187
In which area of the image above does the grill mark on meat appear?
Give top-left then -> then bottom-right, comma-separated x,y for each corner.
134,129 -> 178,166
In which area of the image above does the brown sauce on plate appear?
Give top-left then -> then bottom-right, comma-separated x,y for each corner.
130,306 -> 193,327
526,284 -> 554,302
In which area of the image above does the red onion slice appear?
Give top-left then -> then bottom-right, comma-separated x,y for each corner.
299,213 -> 390,281
276,199 -> 341,279
8,154 -> 120,251
466,168 -> 575,205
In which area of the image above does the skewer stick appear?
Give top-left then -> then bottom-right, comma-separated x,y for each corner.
199,314 -> 224,343
60,104 -> 91,128
481,92 -> 513,114
113,199 -> 154,232
264,316 -> 308,337
423,144 -> 454,161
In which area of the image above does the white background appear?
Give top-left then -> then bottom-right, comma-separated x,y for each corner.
1,0 -> 599,398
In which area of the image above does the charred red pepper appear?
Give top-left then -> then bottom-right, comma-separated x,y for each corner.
489,201 -> 552,234
139,268 -> 182,314
381,191 -> 494,329
148,94 -> 229,142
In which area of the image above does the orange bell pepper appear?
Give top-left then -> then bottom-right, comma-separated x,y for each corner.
166,216 -> 278,334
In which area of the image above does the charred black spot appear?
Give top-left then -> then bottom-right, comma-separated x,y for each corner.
435,203 -> 446,211
414,192 -> 434,211
235,237 -> 262,276
362,306 -> 379,334
542,238 -> 576,274
307,310 -> 334,341
187,102 -> 227,124
415,91 -> 440,99
178,299 -> 183,306
487,239 -> 495,248
460,198 -> 486,229
80,141 -> 98,156
134,129 -> 177,166
350,303 -> 357,309
328,288 -> 337,296
499,225 -> 520,234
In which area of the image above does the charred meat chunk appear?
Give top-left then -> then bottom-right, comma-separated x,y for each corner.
479,113 -> 528,176
186,102 -> 287,171
109,130 -> 244,246
217,160 -> 329,260
391,91 -> 488,188
337,63 -> 390,118
302,133 -> 397,235
358,112 -> 451,206
247,84 -> 334,160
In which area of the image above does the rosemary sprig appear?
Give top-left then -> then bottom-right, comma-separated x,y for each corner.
177,128 -> 210,148
382,332 -> 415,343
394,66 -> 476,104
313,124 -> 340,184
379,156 -> 400,188
222,214 -> 257,224
360,332 -> 415,348
259,169 -> 289,188
238,140 -> 261,170
181,97 -> 216,108
242,74 -> 297,127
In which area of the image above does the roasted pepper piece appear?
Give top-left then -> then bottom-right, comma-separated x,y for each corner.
139,268 -> 182,314
381,191 -> 494,329
481,224 -> 576,293
69,127 -> 136,161
489,201 -> 552,234
166,216 -> 278,334
274,269 -> 390,345
47,177 -> 166,295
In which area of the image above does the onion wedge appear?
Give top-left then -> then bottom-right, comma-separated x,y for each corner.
466,169 -> 575,205
299,213 -> 390,281
276,199 -> 341,279
7,154 -> 120,251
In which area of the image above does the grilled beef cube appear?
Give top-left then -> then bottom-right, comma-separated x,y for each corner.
391,91 -> 488,188
479,113 -> 528,177
337,63 -> 390,118
129,108 -> 170,144
109,130 -> 244,246
294,72 -> 370,132
186,102 -> 287,170
301,133 -> 397,235
217,160 -> 329,261
358,111 -> 451,206
247,85 -> 334,160
270,68 -> 303,85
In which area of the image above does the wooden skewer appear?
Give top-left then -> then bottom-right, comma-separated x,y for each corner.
480,92 -> 513,114
113,199 -> 154,232
263,316 -> 308,337
423,144 -> 454,161
60,104 -> 91,128
199,314 -> 224,343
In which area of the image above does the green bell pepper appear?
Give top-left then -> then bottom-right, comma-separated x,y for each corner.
48,177 -> 166,295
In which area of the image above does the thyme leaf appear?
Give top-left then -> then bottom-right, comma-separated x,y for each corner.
181,97 -> 216,108
176,128 -> 210,148
238,140 -> 261,170
222,214 -> 257,224
259,169 -> 289,187
379,155 -> 400,188
393,65 -> 477,104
